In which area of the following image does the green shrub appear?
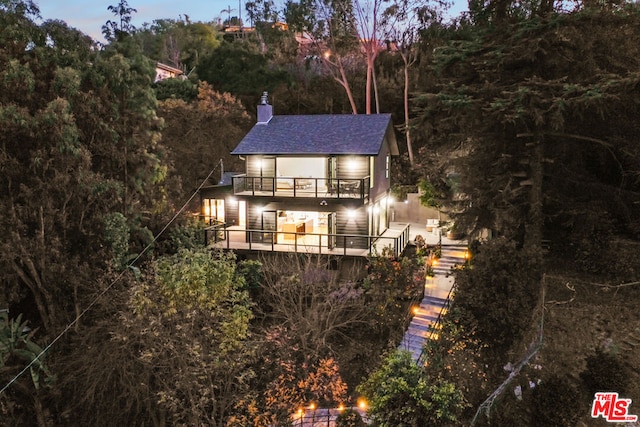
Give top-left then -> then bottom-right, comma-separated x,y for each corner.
335,408 -> 366,427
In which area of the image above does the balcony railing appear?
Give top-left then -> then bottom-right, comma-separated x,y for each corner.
232,175 -> 370,201
204,223 -> 410,258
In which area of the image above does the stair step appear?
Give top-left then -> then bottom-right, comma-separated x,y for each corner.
411,316 -> 438,327
420,295 -> 447,308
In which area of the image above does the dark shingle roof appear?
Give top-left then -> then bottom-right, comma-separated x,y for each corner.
231,114 -> 397,155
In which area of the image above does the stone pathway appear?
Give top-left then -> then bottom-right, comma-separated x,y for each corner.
399,242 -> 468,362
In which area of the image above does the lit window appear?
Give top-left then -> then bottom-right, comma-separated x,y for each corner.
385,155 -> 390,179
370,157 -> 375,188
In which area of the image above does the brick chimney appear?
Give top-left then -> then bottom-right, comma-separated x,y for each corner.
257,91 -> 273,124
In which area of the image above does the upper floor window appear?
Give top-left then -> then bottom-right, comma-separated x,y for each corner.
385,155 -> 390,179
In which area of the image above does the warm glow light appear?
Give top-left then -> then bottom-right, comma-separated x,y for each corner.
373,206 -> 380,214
338,404 -> 345,412
297,408 -> 304,416
204,205 -> 210,216
464,250 -> 470,259
358,398 -> 368,410
257,206 -> 264,213
412,306 -> 420,315
388,197 -> 394,205
323,50 -> 331,59
431,259 -> 438,266
347,209 -> 356,219
309,403 -> 316,410
348,159 -> 358,170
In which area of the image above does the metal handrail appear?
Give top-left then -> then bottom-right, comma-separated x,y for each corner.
208,225 -> 410,258
231,175 -> 371,201
416,269 -> 460,366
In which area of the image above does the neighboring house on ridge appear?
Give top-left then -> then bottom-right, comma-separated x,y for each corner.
200,93 -> 409,257
154,62 -> 185,82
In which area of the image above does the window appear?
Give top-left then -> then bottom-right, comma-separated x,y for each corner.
203,198 -> 225,224
370,157 -> 375,188
385,155 -> 390,179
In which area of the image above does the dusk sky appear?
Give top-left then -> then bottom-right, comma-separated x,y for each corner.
37,0 -> 467,43
37,0 -> 247,41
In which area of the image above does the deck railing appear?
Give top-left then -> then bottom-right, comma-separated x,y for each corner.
232,175 -> 370,201
204,223 -> 410,258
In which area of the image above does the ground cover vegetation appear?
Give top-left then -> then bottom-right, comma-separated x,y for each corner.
1,0 -> 639,424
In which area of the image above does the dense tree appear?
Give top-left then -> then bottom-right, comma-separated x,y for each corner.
454,238 -> 542,355
414,8 -> 640,249
198,39 -> 290,98
157,82 -> 251,195
0,2 -> 169,421
134,18 -> 221,75
358,350 -> 464,426
56,249 -> 254,426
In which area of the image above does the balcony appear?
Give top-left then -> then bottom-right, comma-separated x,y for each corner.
204,222 -> 411,258
232,175 -> 370,201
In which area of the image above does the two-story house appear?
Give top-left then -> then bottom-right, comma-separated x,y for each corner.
200,93 -> 410,257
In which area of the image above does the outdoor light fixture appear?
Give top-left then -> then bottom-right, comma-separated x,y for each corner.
357,398 -> 368,410
348,159 -> 358,170
257,206 -> 264,213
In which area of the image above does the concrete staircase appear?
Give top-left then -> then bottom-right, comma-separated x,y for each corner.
399,244 -> 468,362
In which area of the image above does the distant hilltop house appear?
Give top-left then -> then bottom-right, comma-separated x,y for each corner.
199,93 -> 411,258
154,62 -> 185,83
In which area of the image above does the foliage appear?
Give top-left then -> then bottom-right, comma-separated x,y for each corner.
164,216 -> 205,253
134,18 -> 221,74
415,9 -> 640,248
236,259 -> 263,292
255,254 -> 368,357
364,246 -> 425,337
154,77 -> 198,101
0,311 -> 51,389
102,0 -> 137,42
580,348 -> 629,395
103,212 -> 130,269
418,178 -> 444,209
0,311 -> 53,424
453,238 -> 542,355
531,375 -> 586,427
157,82 -> 251,200
336,408 -> 366,426
58,249 -> 254,426
358,350 -> 464,426
198,40 -> 290,97
264,356 -> 348,419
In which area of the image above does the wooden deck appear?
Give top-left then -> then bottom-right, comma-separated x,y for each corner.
206,222 -> 411,258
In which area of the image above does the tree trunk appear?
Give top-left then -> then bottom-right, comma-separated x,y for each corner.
335,60 -> 358,114
402,52 -> 414,166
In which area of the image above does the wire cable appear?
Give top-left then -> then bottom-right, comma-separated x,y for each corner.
0,160 -> 222,395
